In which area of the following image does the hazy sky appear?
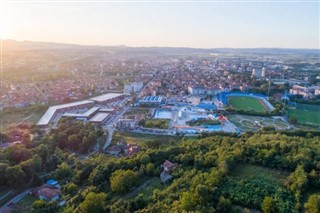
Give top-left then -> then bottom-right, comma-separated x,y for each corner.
1,1 -> 319,48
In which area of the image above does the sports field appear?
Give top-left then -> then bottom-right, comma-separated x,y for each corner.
288,103 -> 320,127
228,96 -> 269,112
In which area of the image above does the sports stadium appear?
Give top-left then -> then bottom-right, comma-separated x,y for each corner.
216,92 -> 274,112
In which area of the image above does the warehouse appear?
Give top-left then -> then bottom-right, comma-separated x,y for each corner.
89,112 -> 111,124
90,93 -> 124,104
37,100 -> 94,127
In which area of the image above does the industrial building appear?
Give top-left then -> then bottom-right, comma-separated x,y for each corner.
88,112 -> 111,124
139,96 -> 163,107
117,119 -> 137,129
89,93 -> 124,104
37,100 -> 94,127
62,107 -> 100,121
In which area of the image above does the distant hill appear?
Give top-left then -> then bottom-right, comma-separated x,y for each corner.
2,39 -> 319,55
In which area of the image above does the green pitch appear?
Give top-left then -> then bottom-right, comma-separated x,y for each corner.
228,96 -> 269,112
288,103 -> 320,127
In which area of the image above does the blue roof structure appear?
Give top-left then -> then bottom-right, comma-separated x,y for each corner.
47,179 -> 58,186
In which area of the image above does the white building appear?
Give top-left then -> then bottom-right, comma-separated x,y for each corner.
188,86 -> 205,96
124,82 -> 143,94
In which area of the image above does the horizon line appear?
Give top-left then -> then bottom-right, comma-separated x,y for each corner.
2,39 -> 320,50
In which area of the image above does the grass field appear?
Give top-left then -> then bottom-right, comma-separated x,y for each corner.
228,96 -> 269,112
124,177 -> 162,199
230,164 -> 289,185
125,108 -> 150,116
111,131 -> 177,147
288,103 -> 320,127
0,105 -> 48,131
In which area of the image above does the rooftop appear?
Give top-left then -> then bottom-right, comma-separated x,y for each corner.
89,112 -> 109,122
90,93 -> 124,102
37,100 -> 94,126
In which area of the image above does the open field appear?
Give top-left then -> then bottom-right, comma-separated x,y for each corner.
124,108 -> 150,116
228,96 -> 268,112
230,164 -> 289,185
141,119 -> 170,129
111,131 -> 177,147
124,177 -> 163,199
288,103 -> 320,127
228,114 -> 291,132
0,105 -> 48,131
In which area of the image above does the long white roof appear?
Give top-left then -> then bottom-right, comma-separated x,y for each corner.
37,100 -> 94,126
90,93 -> 123,102
89,112 -> 109,122
62,106 -> 100,118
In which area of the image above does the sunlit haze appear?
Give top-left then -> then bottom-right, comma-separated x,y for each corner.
1,1 -> 319,48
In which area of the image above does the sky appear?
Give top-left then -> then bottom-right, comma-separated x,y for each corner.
1,1 -> 319,49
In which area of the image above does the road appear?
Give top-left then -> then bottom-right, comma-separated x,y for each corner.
0,189 -> 31,211
101,105 -> 131,150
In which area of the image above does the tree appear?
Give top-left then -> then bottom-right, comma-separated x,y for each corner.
289,117 -> 297,124
65,183 -> 77,196
261,197 -> 277,213
79,192 -> 107,213
4,165 -> 26,186
110,169 -> 138,194
286,165 -> 308,192
0,163 -> 9,185
304,194 -> 320,213
54,162 -> 73,180
217,196 -> 231,213
180,191 -> 194,211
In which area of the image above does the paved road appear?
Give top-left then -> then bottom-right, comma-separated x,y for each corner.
101,105 -> 131,150
103,128 -> 114,150
0,189 -> 31,211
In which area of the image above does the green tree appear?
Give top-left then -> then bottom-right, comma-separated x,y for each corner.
286,165 -> 308,192
110,169 -> 138,194
262,196 -> 277,213
79,192 -> 107,213
0,163 -> 9,185
54,162 -> 73,180
304,194 -> 320,213
5,165 -> 26,186
217,196 -> 231,213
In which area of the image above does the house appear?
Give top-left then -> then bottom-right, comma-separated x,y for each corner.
160,160 -> 177,183
106,145 -> 122,155
31,181 -> 61,202
106,142 -> 139,156
38,188 -> 60,202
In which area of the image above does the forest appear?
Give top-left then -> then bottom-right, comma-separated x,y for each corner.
0,118 -> 319,212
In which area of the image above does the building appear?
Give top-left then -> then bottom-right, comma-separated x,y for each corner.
139,96 -> 163,107
90,93 -> 124,104
61,107 -> 99,121
188,85 -> 205,96
106,142 -> 139,156
88,112 -> 110,124
37,100 -> 94,127
32,179 -> 61,202
160,160 -> 177,183
117,119 -> 136,129
261,67 -> 266,79
124,82 -> 143,94
252,68 -> 262,78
